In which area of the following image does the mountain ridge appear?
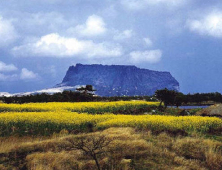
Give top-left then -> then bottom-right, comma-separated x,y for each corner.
57,63 -> 179,96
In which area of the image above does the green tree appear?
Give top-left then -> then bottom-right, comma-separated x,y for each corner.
174,92 -> 185,107
155,88 -> 178,108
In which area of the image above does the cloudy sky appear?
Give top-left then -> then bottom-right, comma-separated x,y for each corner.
0,0 -> 222,94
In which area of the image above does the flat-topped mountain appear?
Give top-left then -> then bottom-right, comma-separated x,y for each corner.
57,64 -> 179,96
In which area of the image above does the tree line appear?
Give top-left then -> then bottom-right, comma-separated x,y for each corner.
1,86 -> 222,105
155,88 -> 222,107
0,91 -> 155,104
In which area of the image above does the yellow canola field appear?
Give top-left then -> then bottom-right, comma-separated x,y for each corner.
0,111 -> 221,136
0,101 -> 159,113
0,101 -> 221,136
97,115 -> 222,133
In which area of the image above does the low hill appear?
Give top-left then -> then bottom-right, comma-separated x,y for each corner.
196,104 -> 222,117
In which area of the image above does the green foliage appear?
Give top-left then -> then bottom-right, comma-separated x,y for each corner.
188,108 -> 202,115
155,88 -> 178,107
155,89 -> 222,107
164,108 -> 182,116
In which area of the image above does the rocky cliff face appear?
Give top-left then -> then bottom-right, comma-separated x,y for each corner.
57,64 -> 179,96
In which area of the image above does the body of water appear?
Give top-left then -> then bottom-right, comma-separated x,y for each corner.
168,105 -> 210,109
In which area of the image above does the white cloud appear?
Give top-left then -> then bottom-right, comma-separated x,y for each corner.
143,37 -> 153,47
0,16 -> 18,46
12,33 -> 123,58
187,11 -> 222,38
129,50 -> 162,63
0,73 -> 18,81
113,30 -> 133,40
68,15 -> 106,37
121,0 -> 187,10
0,68 -> 38,81
0,61 -> 17,72
20,68 -> 38,80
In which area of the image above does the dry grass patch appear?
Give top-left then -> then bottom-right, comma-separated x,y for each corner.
205,148 -> 222,170
172,137 -> 222,160
0,136 -> 53,154
172,137 -> 222,170
0,127 -> 222,170
26,151 -> 81,170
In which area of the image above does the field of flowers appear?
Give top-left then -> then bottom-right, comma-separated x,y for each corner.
1,101 -> 222,170
0,101 -> 221,136
0,101 -> 159,114
0,112 -> 222,136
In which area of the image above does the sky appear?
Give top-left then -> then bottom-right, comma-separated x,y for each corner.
0,0 -> 222,94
